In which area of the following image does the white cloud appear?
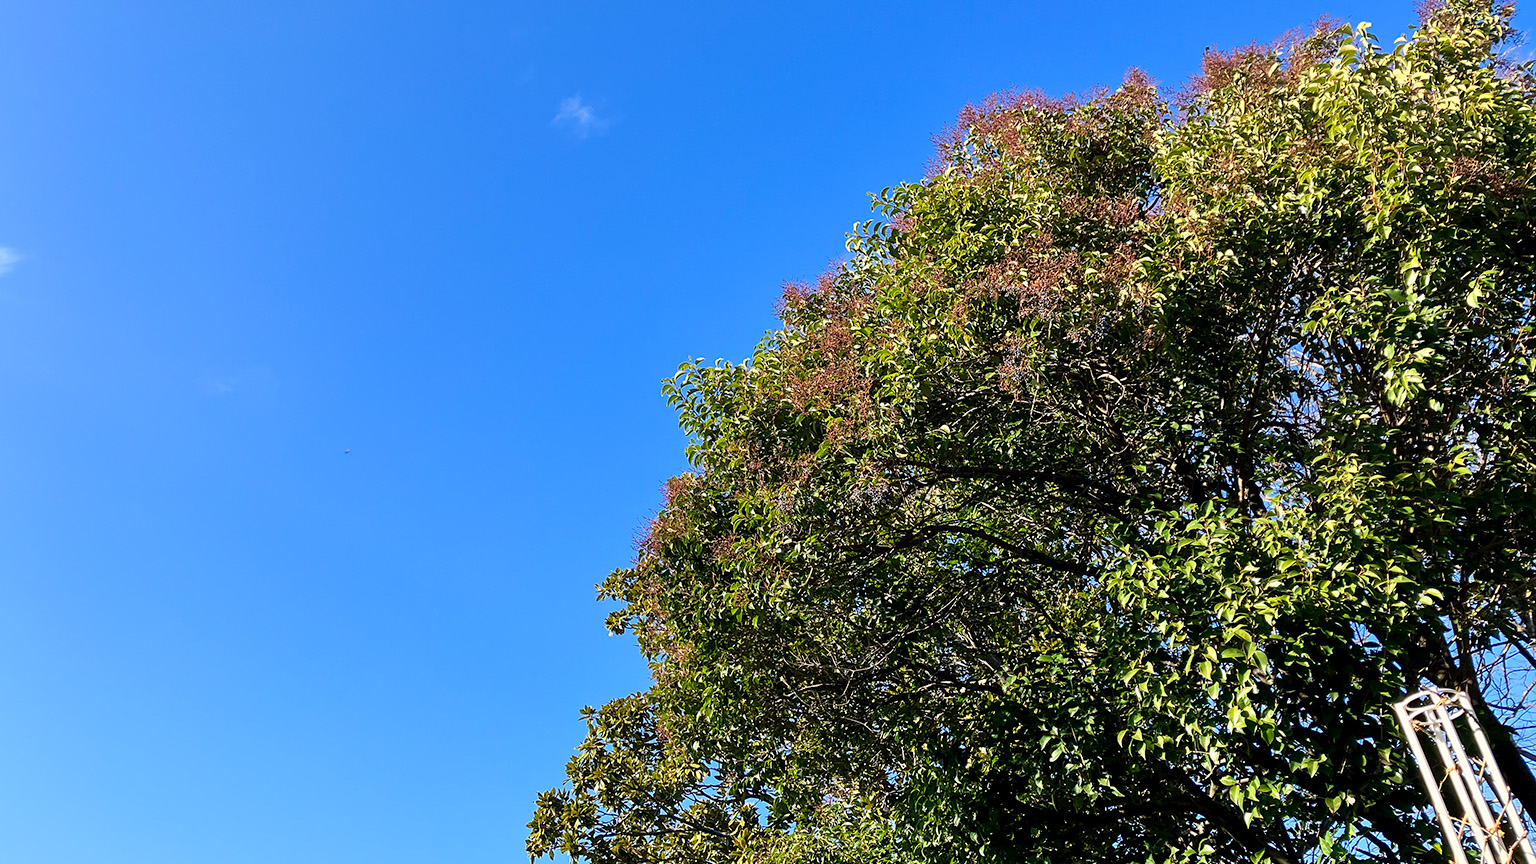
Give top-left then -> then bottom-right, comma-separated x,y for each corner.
197,365 -> 277,396
0,248 -> 21,277
552,95 -> 610,138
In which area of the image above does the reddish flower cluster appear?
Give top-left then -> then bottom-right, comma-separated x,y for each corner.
927,70 -> 1159,180
1173,17 -> 1343,108
1450,154 -> 1530,198
776,272 -> 877,446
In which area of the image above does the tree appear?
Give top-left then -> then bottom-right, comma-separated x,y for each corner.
529,3 -> 1536,862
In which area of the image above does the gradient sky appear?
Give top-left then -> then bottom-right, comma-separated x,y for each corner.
0,2 -> 1430,862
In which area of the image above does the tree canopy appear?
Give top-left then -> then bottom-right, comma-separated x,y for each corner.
529,3 -> 1536,862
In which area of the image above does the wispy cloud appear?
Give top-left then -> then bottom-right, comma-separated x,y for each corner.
0,248 -> 21,277
552,95 -> 611,138
197,365 -> 278,396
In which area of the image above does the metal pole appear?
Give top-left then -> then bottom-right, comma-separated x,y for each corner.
1395,693 -> 1471,864
1393,688 -> 1536,864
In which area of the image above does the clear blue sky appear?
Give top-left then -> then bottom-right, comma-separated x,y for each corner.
0,2 -> 1425,862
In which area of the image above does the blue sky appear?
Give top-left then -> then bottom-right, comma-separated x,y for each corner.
0,1 -> 1425,862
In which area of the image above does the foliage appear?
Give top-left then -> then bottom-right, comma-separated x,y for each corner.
530,3 -> 1536,861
